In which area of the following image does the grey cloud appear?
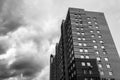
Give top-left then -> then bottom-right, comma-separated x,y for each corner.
0,20 -> 23,35
0,0 -> 24,35
0,46 -> 6,55
10,56 -> 44,78
0,36 -> 11,55
0,0 -> 6,13
0,61 -> 14,79
0,56 -> 44,79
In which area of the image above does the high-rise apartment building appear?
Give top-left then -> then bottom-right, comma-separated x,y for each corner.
50,8 -> 120,80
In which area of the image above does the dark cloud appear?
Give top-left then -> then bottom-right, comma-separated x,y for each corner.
0,61 -> 14,79
0,45 -> 6,54
0,39 -> 10,55
0,0 -> 6,13
0,19 -> 23,35
0,0 -> 24,35
10,57 -> 43,77
0,56 -> 43,79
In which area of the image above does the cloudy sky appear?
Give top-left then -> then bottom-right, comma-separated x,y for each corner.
0,0 -> 120,80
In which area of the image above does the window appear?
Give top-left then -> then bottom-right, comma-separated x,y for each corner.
89,25 -> 92,28
72,56 -> 74,61
88,21 -> 91,24
87,17 -> 90,20
84,78 -> 88,80
98,64 -> 102,68
95,21 -> 98,25
81,28 -> 83,30
74,71 -> 76,75
83,43 -> 87,46
94,45 -> 98,49
103,51 -> 107,54
87,62 -> 91,66
100,40 -> 104,44
77,32 -> 80,35
104,58 -> 108,61
91,34 -> 95,38
71,72 -> 73,77
82,38 -> 86,41
70,59 -> 72,64
78,43 -> 82,46
80,55 -> 84,59
80,21 -> 83,24
93,17 -> 97,20
71,50 -> 74,54
83,70 -> 87,74
81,62 -> 85,66
69,53 -> 72,58
100,71 -> 104,75
101,46 -> 105,49
89,70 -> 92,74
84,49 -> 88,53
97,30 -> 100,33
95,51 -> 99,54
74,13 -> 78,16
97,57 -> 101,61
76,28 -> 79,30
78,38 -> 81,40
98,35 -> 102,38
90,30 -> 93,33
81,32 -> 85,35
106,64 -> 111,68
79,49 -> 83,52
96,26 -> 99,29
85,56 -> 90,59
73,63 -> 75,67
109,71 -> 113,75
93,40 -> 96,43
75,23 -> 79,26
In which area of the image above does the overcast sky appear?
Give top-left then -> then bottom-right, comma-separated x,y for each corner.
0,0 -> 120,80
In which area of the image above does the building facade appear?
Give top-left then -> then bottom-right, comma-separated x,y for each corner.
50,8 -> 120,80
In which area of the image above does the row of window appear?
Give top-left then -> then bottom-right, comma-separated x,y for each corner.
76,35 -> 102,41
100,70 -> 113,76
81,62 -> 92,67
75,25 -> 99,32
75,55 -> 90,59
98,64 -> 111,68
79,49 -> 88,53
87,17 -> 97,21
78,37 -> 86,41
73,14 -> 97,21
73,13 -> 82,18
78,42 -> 105,49
91,34 -> 102,38
81,61 -> 110,68
84,78 -> 97,80
76,31 -> 101,37
88,21 -> 98,25
89,25 -> 99,29
75,55 -> 109,61
72,15 -> 98,27
90,30 -> 100,34
79,46 -> 105,53
83,70 -> 93,75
